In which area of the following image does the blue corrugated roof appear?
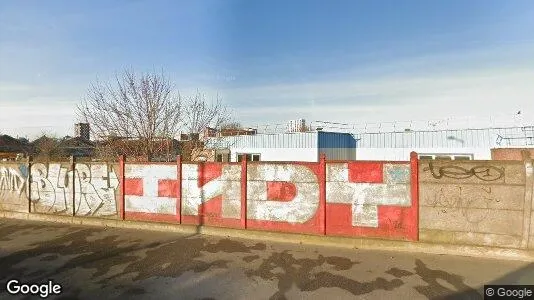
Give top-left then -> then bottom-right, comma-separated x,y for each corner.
318,132 -> 357,149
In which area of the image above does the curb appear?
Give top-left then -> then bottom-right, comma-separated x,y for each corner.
2,211 -> 534,262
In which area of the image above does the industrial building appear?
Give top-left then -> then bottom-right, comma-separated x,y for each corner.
200,118 -> 534,162
353,126 -> 534,161
209,130 -> 357,162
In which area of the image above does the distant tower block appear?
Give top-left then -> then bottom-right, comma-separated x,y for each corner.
286,118 -> 306,132
75,123 -> 90,141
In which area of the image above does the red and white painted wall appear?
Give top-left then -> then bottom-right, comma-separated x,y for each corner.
120,152 -> 419,241
0,153 -> 418,240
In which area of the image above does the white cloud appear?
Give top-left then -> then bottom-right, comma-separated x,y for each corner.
218,66 -> 534,127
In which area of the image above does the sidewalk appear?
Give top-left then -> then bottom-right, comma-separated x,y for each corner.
2,210 -> 534,262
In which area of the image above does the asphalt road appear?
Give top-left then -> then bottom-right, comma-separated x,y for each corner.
0,218 -> 533,300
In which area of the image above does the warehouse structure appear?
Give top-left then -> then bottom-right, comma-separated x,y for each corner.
200,118 -> 534,162
209,130 -> 357,162
353,126 -> 534,161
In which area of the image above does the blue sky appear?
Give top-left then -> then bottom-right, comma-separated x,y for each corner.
1,0 -> 534,138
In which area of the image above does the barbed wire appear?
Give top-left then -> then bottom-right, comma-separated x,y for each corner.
243,113 -> 532,134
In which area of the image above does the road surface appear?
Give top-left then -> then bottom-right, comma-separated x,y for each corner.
0,218 -> 533,299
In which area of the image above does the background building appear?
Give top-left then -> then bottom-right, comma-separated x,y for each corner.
241,117 -> 534,161
74,123 -> 90,141
353,126 -> 534,160
0,135 -> 30,161
210,131 -> 357,162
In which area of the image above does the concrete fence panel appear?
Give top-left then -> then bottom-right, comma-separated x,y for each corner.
72,162 -> 120,218
419,160 -> 528,248
29,161 -> 74,216
181,162 -> 242,228
325,161 -> 417,240
0,160 -> 120,218
5,153 -> 534,251
123,163 -> 179,222
1,155 -> 420,241
246,161 -> 323,235
0,162 -> 29,213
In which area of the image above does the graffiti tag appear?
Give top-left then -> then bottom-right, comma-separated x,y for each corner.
424,162 -> 504,181
28,163 -> 119,216
425,186 -> 497,224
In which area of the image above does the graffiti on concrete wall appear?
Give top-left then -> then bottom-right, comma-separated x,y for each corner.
124,163 -> 242,225
124,163 -> 242,218
424,162 -> 504,181
123,161 -> 415,239
2,159 -> 417,239
424,186 -> 497,224
124,164 -> 178,214
181,163 -> 241,219
0,162 -> 119,215
29,163 -> 119,216
247,164 -> 319,223
0,165 -> 28,202
326,163 -> 411,228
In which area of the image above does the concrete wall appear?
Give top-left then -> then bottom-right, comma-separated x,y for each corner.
326,161 -> 417,239
0,162 -> 29,212
419,158 -> 534,249
0,161 -> 120,217
6,153 -> 534,250
120,156 -> 418,240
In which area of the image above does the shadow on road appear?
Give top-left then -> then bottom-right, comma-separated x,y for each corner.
443,263 -> 534,300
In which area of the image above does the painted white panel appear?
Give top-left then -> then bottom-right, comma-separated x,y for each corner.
326,163 -> 411,227
247,164 -> 320,223
124,164 -> 177,213
125,195 -> 176,214
181,163 -> 242,218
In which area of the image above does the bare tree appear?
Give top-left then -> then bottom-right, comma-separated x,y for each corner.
78,69 -> 237,162
181,91 -> 232,134
77,69 -> 183,160
31,134 -> 61,161
180,91 -> 235,161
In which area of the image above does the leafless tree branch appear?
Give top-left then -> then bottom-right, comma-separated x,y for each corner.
77,69 -> 235,161
77,69 -> 183,159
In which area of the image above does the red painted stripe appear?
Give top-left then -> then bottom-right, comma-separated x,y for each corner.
177,155 -> 182,224
180,196 -> 242,228
158,179 -> 179,198
348,162 -> 383,183
124,178 -> 143,196
198,163 -> 222,187
320,153 -> 327,235
266,181 -> 296,202
246,219 -> 322,235
325,203 -> 411,239
408,151 -> 419,241
119,155 -> 125,220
